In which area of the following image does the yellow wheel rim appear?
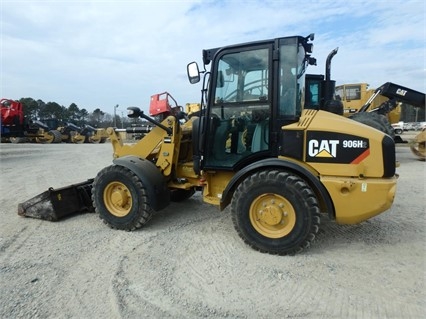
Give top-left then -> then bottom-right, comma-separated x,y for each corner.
249,193 -> 296,238
103,181 -> 132,217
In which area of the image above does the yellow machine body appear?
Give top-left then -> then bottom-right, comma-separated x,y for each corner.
108,109 -> 396,225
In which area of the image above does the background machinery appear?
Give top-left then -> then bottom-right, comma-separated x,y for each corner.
304,54 -> 425,160
1,98 -> 60,143
1,99 -> 109,144
80,125 -> 109,144
2,98 -> 30,141
19,34 -> 398,255
336,82 -> 425,159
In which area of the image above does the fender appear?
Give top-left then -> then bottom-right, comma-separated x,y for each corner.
113,156 -> 170,211
220,158 -> 335,219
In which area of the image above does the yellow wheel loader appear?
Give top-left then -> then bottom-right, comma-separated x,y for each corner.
18,34 -> 398,255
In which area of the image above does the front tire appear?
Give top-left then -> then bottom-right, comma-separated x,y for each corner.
92,165 -> 154,230
231,170 -> 320,255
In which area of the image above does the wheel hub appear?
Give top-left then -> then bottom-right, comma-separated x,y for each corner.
111,188 -> 129,208
258,204 -> 283,226
250,194 -> 296,238
104,182 -> 132,217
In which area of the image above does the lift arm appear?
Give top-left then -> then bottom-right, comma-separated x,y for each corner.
359,82 -> 425,113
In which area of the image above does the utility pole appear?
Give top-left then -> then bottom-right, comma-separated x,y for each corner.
113,104 -> 119,127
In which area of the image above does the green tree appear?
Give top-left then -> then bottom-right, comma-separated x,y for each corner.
79,108 -> 89,125
90,108 -> 105,126
39,102 -> 64,119
36,99 -> 46,119
68,103 -> 80,121
19,97 -> 39,119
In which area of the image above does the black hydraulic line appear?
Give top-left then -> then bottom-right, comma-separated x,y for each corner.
139,111 -> 172,135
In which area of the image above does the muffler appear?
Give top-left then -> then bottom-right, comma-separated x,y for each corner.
18,179 -> 94,221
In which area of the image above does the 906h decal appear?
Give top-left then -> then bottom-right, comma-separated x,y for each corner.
306,131 -> 370,164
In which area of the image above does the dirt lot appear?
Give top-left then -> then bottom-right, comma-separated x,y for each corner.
0,135 -> 425,319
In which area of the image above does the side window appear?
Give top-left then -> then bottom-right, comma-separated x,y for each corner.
214,49 -> 269,105
306,82 -> 320,108
278,40 -> 306,118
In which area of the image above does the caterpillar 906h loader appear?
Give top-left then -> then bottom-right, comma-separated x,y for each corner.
18,34 -> 398,255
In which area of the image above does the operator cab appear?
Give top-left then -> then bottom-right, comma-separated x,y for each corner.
188,35 -> 316,171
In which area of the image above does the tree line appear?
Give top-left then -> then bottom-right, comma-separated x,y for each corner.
18,97 -> 137,128
17,97 -> 424,129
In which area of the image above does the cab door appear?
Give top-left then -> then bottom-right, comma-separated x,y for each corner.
203,44 -> 273,170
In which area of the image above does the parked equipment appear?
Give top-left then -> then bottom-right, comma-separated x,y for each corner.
40,119 -> 87,144
18,34 -> 398,255
1,103 -> 109,144
79,125 -> 108,143
335,82 -> 425,142
1,98 -> 63,143
335,82 -> 425,159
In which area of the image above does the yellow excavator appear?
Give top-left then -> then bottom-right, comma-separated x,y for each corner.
18,34 -> 398,255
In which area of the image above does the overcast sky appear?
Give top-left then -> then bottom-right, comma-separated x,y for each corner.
1,0 -> 425,115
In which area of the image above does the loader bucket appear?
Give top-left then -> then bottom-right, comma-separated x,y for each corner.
18,179 -> 94,221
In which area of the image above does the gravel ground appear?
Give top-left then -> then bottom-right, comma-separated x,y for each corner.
0,134 -> 425,319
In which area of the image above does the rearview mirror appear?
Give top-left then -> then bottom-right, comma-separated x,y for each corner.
187,62 -> 200,84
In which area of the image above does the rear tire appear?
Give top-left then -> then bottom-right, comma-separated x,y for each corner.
92,165 -> 154,230
231,170 -> 320,255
